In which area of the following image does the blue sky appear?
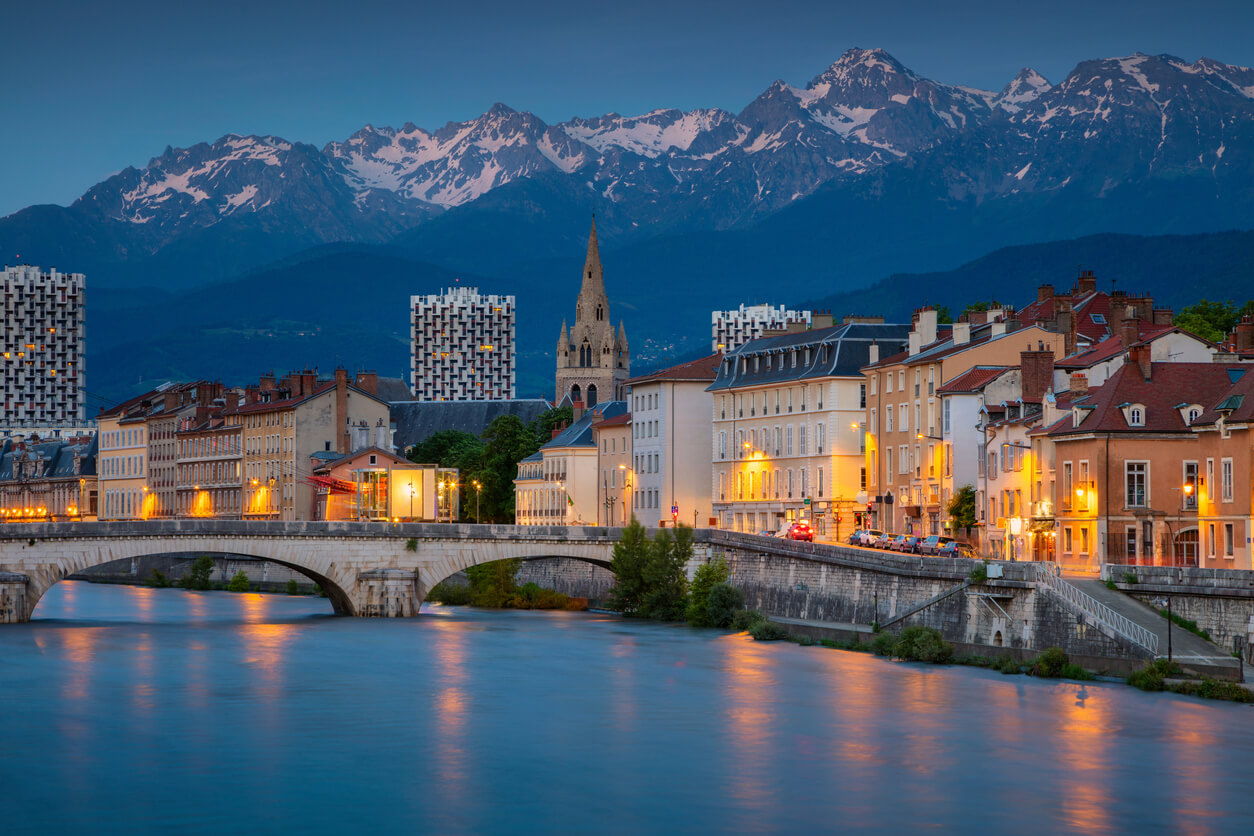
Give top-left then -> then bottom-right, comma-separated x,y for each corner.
3,0 -> 1253,217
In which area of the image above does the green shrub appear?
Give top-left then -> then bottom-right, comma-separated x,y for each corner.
1157,608 -> 1212,642
819,639 -> 838,649
285,579 -> 300,595
1127,658 -> 1181,691
686,558 -> 731,627
1170,679 -> 1254,703
405,538 -> 418,552
1105,578 -> 1118,590
226,571 -> 251,593
748,619 -> 789,641
994,655 -> 1023,675
313,583 -> 327,598
870,631 -> 898,657
1030,647 -> 1070,677
146,569 -> 171,588
968,562 -> 988,585
427,581 -> 472,606
1121,572 -> 1139,585
178,555 -> 215,591
705,583 -> 745,628
793,634 -> 815,647
894,626 -> 955,664
731,609 -> 764,632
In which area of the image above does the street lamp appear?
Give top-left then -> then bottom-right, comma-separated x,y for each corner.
407,481 -> 415,521
1157,597 -> 1174,662
557,479 -> 566,524
618,464 -> 632,524
473,479 -> 482,522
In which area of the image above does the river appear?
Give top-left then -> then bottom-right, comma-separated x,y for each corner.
0,581 -> 1251,834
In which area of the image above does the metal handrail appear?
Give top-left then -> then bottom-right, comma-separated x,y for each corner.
1032,563 -> 1159,655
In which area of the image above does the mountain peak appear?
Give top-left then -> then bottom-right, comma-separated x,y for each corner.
995,67 -> 1052,112
809,47 -> 912,88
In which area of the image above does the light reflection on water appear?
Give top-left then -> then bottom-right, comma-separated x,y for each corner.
2,581 -> 1253,835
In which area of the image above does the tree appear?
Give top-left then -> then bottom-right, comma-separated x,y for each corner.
609,517 -> 650,615
146,569 -> 171,588
947,485 -> 977,535
530,405 -> 573,447
934,304 -> 954,325
478,415 -> 545,522
465,558 -> 521,607
1174,298 -> 1254,343
227,571 -> 251,592
408,429 -> 484,470
962,299 -> 1004,316
640,524 -> 691,621
179,555 -> 215,590
686,557 -> 730,627
705,583 -> 745,628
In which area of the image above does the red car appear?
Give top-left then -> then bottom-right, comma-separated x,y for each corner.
786,521 -> 814,542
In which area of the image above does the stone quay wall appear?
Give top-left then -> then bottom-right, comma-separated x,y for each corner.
1107,565 -> 1254,660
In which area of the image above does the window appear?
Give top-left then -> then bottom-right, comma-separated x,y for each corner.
1208,523 -> 1216,558
786,426 -> 793,456
870,408 -> 877,434
859,383 -> 866,409
900,402 -> 909,432
1128,406 -> 1144,426
943,400 -> 951,434
1078,461 -> 1089,511
1126,462 -> 1147,507
1183,461 -> 1198,510
798,425 -> 806,455
885,448 -> 893,482
1126,526 -> 1137,560
816,423 -> 825,454
886,373 -> 893,394
1063,527 -> 1072,553
1080,527 -> 1090,555
886,405 -> 894,433
1225,523 -> 1235,557
1222,458 -> 1233,503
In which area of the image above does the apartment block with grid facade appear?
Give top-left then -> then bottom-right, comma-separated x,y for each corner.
711,303 -> 811,353
2,265 -> 87,437
411,286 -> 515,401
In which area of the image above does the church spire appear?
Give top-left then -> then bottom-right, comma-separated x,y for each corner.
579,216 -> 605,301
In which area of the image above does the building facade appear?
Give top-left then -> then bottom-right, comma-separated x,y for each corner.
411,286 -> 515,401
711,321 -> 910,539
627,355 -> 720,528
712,303 -> 812,353
1,265 -> 88,437
555,220 -> 629,406
175,414 -> 243,519
0,434 -> 96,521
515,402 -> 627,525
592,412 -> 632,526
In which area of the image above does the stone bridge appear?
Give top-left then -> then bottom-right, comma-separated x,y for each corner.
0,520 -> 621,622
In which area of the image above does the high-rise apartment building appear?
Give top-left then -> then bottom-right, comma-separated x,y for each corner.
1,265 -> 87,437
712,303 -> 811,353
411,286 -> 515,401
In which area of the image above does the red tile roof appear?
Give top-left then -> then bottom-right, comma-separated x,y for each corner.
1049,362 -> 1246,436
626,353 -> 721,385
937,366 -> 1011,394
593,412 -> 632,428
1055,322 -> 1180,370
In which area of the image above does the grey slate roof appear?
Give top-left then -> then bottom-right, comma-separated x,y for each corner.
390,399 -> 553,450
541,401 -> 628,450
0,434 -> 97,481
375,377 -> 414,402
707,322 -> 911,392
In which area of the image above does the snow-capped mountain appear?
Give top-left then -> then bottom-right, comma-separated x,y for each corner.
5,47 -> 1254,290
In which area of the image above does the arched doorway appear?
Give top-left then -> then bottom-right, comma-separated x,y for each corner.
586,384 -> 598,408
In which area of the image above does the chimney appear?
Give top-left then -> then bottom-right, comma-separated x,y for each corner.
913,307 -> 938,347
1120,307 -> 1139,349
867,342 -> 879,365
285,372 -> 302,394
375,418 -> 389,450
952,321 -> 971,346
1129,344 -> 1152,380
908,332 -> 922,356
164,390 -> 179,411
259,372 -> 276,393
335,368 -> 349,454
355,371 -> 379,396
1236,316 -> 1254,352
990,321 -> 1007,338
1152,308 -> 1173,326
1070,372 -> 1088,398
1037,284 -> 1055,304
1020,349 -> 1055,401
966,310 -> 989,326
571,399 -> 585,423
300,370 -> 317,396
1076,269 -> 1097,295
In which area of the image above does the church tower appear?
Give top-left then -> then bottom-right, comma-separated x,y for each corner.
555,219 -> 629,406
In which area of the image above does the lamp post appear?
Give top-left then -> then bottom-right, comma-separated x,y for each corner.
473,479 -> 482,522
557,479 -> 566,524
407,481 -> 415,522
618,464 -> 632,524
1157,596 -> 1173,662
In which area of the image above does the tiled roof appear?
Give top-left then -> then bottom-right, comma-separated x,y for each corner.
1055,322 -> 1181,370
937,366 -> 1011,394
1049,363 -> 1247,436
593,412 -> 632,428
1192,365 -> 1254,426
627,354 -> 721,385
542,401 -> 628,450
0,434 -> 97,481
708,322 -> 911,391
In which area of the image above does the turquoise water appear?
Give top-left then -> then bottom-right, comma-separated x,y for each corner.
1,581 -> 1251,834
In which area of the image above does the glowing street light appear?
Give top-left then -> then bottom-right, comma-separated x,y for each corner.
472,479 -> 482,522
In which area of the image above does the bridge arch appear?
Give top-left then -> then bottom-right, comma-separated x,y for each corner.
0,521 -> 624,623
418,552 -> 614,602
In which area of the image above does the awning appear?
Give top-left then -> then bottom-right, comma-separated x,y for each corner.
1028,519 -> 1055,533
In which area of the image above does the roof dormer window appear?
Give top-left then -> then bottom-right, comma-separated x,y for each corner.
1120,402 -> 1146,427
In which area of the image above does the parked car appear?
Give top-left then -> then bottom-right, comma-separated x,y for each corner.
918,535 -> 955,556
890,534 -> 922,553
854,529 -> 884,547
785,520 -> 814,542
872,531 -> 897,550
757,529 -> 777,538
937,541 -> 977,559
846,532 -> 862,545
